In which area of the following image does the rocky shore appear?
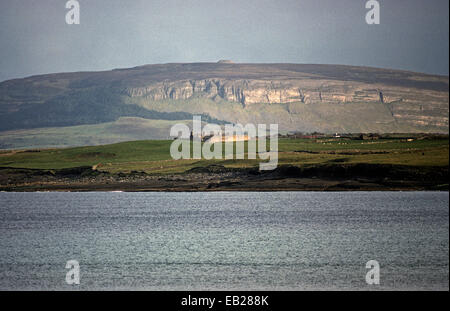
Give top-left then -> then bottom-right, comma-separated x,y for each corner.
1,164 -> 447,192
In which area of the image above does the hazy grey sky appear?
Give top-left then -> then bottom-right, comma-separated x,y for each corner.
0,0 -> 448,82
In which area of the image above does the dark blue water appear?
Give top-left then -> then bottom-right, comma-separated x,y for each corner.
0,191 -> 448,290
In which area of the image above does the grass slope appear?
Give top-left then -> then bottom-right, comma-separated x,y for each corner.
0,117 -> 194,149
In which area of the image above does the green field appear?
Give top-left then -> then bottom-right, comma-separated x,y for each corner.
0,136 -> 448,175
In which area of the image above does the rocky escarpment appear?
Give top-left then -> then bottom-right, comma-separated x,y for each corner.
123,79 -> 388,106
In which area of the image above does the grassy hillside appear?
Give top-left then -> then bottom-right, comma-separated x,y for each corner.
0,117 -> 194,149
1,136 -> 447,175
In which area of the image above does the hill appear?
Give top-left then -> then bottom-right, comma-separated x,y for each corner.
0,62 -> 448,149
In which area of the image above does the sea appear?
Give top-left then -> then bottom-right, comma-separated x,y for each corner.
0,191 -> 448,290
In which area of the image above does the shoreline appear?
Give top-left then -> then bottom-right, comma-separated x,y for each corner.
1,164 -> 448,192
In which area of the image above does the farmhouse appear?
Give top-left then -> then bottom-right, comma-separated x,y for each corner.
204,134 -> 250,143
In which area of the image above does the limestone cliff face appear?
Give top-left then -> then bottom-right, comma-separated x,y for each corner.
124,79 -> 389,105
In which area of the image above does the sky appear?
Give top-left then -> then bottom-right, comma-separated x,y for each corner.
0,0 -> 448,82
